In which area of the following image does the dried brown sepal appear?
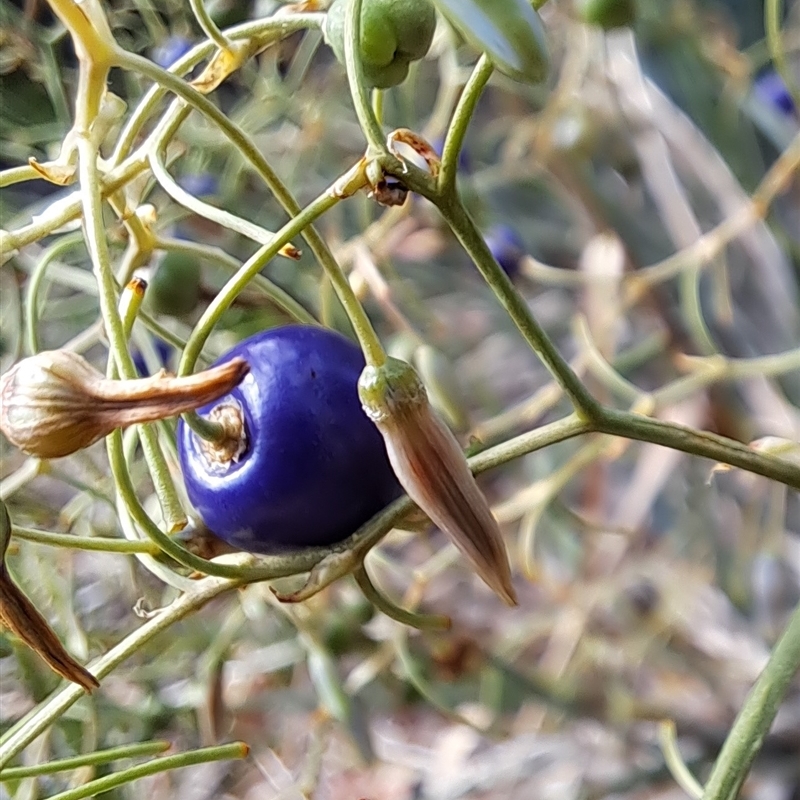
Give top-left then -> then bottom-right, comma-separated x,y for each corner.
0,505 -> 98,691
0,350 -> 249,459
359,359 -> 517,606
0,570 -> 99,691
369,177 -> 409,208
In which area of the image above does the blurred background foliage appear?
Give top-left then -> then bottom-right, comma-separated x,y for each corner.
0,0 -> 799,797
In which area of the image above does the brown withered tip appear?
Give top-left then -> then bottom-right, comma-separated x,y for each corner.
0,350 -> 250,459
0,567 -> 100,692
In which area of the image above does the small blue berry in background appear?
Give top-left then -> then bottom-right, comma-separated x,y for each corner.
432,136 -> 471,173
152,36 -> 193,69
178,173 -> 218,198
132,337 -> 173,377
485,224 -> 525,280
754,70 -> 795,117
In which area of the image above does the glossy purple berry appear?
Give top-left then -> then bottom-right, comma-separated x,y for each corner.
177,325 -> 403,553
485,224 -> 525,280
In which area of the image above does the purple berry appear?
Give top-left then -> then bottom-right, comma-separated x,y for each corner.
485,224 -> 525,280
177,325 -> 402,553
432,136 -> 471,172
132,338 -> 172,377
178,174 -> 218,198
152,36 -> 193,69
754,70 -> 795,116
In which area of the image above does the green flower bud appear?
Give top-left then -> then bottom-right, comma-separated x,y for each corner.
325,0 -> 437,89
576,0 -> 636,29
359,358 -> 516,605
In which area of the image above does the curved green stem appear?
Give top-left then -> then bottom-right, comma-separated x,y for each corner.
189,0 -> 231,51
0,572 -> 242,766
354,565 -> 451,630
11,526 -> 160,555
437,193 -> 603,421
0,164 -> 41,189
24,233 -> 85,355
658,721 -> 703,800
438,55 -> 493,192
701,599 -> 800,800
155,236 -> 317,325
765,0 -> 800,111
0,741 -> 170,779
343,0 -> 386,153
595,409 -> 800,490
45,742 -> 248,800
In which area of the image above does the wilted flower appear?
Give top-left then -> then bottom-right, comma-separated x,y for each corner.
0,349 -> 249,459
359,358 -> 517,606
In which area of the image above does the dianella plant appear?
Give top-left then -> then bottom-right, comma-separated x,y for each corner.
0,0 -> 799,797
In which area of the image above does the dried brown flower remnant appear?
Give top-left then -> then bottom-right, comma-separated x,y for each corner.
0,349 -> 249,459
359,358 -> 517,606
0,501 -> 99,692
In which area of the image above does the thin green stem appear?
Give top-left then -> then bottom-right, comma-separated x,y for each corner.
438,55 -> 493,192
765,0 -> 800,111
343,0 -> 386,153
372,88 -> 384,125
437,193 -> 603,421
0,164 -> 41,188
45,742 -> 248,800
354,566 -> 451,630
75,136 -> 133,379
24,233 -> 84,355
111,15 -> 323,164
181,410 -> 228,444
149,149 -> 286,248
595,409 -> 800,490
0,572 -> 243,766
469,414 -> 590,473
11,526 -> 160,555
0,741 -> 170,779
658,721 -> 703,800
702,599 -> 800,800
189,0 -> 232,51
155,236 -> 317,324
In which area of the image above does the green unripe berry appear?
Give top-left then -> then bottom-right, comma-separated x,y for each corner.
147,251 -> 202,317
325,0 -> 437,89
576,0 -> 636,29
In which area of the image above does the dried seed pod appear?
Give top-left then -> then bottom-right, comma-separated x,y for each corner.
0,500 -> 98,691
359,358 -> 517,605
0,349 -> 249,459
